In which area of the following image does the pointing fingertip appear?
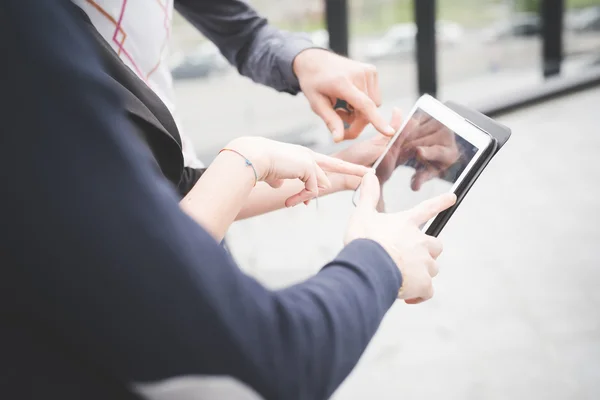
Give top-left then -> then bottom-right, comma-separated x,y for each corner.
385,125 -> 396,136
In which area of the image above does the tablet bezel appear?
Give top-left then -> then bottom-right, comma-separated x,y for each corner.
353,94 -> 493,232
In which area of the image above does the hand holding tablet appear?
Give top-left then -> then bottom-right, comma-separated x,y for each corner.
346,172 -> 456,303
353,94 -> 511,236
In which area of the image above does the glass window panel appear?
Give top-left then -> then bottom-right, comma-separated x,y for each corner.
170,1 -> 326,163
437,0 -> 544,104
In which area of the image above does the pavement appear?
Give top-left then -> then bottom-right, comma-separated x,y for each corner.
217,87 -> 600,400
159,36 -> 600,400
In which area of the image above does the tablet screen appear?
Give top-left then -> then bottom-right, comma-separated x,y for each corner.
374,108 -> 479,214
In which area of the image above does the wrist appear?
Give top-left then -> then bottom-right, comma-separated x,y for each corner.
292,48 -> 331,82
225,137 -> 269,181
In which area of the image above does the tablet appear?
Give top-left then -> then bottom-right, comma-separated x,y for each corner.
353,94 -> 496,235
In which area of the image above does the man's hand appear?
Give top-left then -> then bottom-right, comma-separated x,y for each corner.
293,49 -> 395,142
345,173 -> 456,304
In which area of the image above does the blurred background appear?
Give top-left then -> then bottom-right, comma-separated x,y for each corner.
167,1 -> 600,399
170,0 -> 600,158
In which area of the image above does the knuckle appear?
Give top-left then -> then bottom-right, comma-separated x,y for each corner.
434,238 -> 443,253
424,283 -> 435,300
334,75 -> 349,88
424,235 -> 439,247
425,256 -> 436,270
358,96 -> 374,112
428,259 -> 439,277
309,101 -> 322,114
416,233 -> 429,245
325,121 -> 338,133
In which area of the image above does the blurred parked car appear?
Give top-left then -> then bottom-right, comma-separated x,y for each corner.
171,42 -> 229,80
566,6 -> 600,32
364,21 -> 464,62
364,23 -> 416,62
482,12 -> 541,42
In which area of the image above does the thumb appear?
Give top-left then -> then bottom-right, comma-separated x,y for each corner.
357,172 -> 381,211
408,192 -> 457,226
310,95 -> 345,142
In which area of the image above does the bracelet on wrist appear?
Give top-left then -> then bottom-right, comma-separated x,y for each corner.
218,148 -> 258,186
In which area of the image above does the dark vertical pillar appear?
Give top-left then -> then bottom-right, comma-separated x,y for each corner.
325,0 -> 349,57
541,0 -> 564,78
414,0 -> 437,96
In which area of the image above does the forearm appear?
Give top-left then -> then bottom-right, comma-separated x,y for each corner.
174,0 -> 314,94
180,151 -> 255,241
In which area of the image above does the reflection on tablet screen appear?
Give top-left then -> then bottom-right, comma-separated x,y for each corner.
375,109 -> 478,214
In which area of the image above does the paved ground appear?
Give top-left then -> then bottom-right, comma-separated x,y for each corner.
212,87 -> 600,400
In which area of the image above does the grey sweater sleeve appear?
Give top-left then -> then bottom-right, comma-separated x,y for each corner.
174,0 -> 315,94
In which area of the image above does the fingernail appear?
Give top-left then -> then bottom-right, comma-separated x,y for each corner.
385,125 -> 396,136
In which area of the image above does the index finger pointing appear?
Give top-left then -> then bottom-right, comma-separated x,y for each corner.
313,153 -> 371,177
339,85 -> 395,136
408,193 -> 457,225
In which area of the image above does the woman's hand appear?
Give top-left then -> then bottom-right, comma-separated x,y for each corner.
226,137 -> 371,207
331,107 -> 405,191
